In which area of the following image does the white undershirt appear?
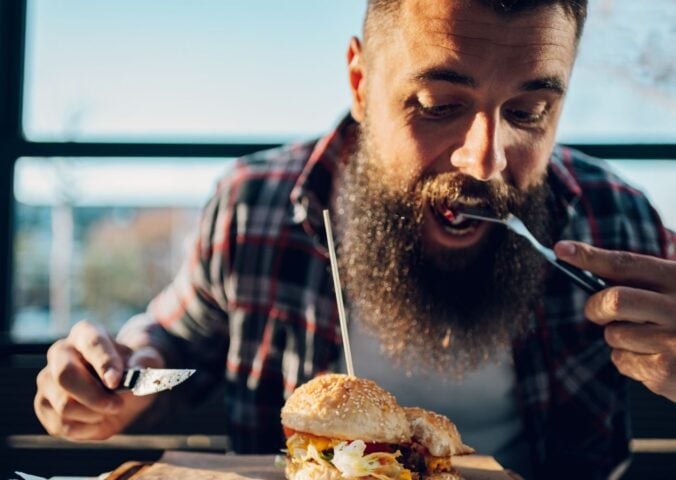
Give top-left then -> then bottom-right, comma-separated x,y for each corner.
341,319 -> 534,479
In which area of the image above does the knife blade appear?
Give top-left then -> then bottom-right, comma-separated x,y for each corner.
117,368 -> 196,396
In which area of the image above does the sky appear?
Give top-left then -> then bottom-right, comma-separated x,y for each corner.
23,0 -> 364,142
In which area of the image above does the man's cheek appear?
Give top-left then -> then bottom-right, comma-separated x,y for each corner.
506,154 -> 549,190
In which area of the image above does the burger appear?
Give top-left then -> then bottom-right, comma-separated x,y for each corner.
281,374 -> 474,480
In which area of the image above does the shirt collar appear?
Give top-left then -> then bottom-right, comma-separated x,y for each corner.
547,144 -> 583,219
289,114 -> 357,241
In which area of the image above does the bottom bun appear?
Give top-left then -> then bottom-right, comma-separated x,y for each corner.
426,472 -> 463,480
285,459 -> 465,480
285,459 -> 343,480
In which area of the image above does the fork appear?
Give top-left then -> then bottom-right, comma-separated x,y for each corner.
457,207 -> 608,294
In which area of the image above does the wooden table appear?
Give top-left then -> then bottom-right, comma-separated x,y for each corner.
106,451 -> 513,479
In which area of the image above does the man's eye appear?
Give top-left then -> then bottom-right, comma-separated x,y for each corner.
505,107 -> 548,125
416,102 -> 463,119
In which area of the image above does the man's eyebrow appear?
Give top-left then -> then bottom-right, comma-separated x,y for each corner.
412,69 -> 566,94
412,68 -> 477,88
521,76 -> 566,94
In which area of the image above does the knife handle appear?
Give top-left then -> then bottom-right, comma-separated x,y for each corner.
115,368 -> 141,391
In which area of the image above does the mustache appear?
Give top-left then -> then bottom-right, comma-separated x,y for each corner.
417,173 -> 524,217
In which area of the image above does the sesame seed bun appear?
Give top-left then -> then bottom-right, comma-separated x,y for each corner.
281,373 -> 411,443
404,407 -> 475,457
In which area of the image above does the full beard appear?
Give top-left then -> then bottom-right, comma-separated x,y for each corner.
334,125 -> 554,377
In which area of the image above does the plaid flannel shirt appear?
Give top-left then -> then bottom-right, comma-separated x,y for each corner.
120,115 -> 674,478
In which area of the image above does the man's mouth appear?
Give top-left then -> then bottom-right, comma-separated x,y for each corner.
429,198 -> 484,236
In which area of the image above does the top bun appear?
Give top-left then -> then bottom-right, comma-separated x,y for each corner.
281,374 -> 411,444
404,407 -> 475,457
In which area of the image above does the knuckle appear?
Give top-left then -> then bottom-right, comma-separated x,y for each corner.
610,349 -> 624,368
604,324 -> 623,347
601,288 -> 624,317
36,367 -> 49,389
52,396 -> 69,416
70,319 -> 93,338
46,339 -> 66,363
34,391 -> 48,417
53,395 -> 79,418
38,394 -> 52,412
655,353 -> 675,380
99,358 -> 118,374
611,251 -> 634,274
580,245 -> 595,264
86,333 -> 106,351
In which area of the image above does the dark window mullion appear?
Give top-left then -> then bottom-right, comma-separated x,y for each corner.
0,0 -> 27,340
17,140 -> 281,159
14,139 -> 676,161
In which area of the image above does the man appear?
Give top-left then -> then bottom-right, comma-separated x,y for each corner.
34,1 -> 676,478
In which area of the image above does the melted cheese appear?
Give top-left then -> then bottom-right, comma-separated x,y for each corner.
426,456 -> 453,472
286,432 -> 342,458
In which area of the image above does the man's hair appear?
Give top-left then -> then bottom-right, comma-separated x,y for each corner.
364,0 -> 588,45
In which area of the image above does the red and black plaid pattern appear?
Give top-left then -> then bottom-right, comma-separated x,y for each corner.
119,116 -> 673,476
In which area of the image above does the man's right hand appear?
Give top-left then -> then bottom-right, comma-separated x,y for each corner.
34,320 -> 164,441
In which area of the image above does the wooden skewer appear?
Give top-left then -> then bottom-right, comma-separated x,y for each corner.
322,209 -> 355,377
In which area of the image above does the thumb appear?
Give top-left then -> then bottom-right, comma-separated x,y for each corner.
127,346 -> 165,369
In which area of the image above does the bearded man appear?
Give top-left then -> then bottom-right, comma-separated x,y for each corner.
34,1 -> 676,479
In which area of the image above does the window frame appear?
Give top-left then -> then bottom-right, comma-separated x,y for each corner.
1,0 -> 675,354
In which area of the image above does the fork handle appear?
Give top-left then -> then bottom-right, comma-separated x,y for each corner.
553,259 -> 608,294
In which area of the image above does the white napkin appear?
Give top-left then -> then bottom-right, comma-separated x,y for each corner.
14,471 -> 104,480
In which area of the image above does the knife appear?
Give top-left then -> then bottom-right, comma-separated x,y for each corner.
115,368 -> 196,396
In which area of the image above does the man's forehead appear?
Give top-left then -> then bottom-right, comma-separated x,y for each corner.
399,0 -> 576,50
382,0 -> 577,78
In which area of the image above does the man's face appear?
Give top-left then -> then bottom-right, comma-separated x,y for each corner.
339,1 -> 579,374
349,0 -> 577,253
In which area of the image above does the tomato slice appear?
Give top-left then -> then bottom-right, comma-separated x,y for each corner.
283,428 -> 401,455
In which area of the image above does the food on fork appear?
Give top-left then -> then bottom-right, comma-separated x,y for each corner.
281,373 -> 474,480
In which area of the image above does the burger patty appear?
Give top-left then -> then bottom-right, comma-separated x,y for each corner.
285,429 -> 453,478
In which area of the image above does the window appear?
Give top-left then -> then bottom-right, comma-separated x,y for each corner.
558,0 -> 676,142
23,0 -> 364,142
2,0 -> 675,344
12,158 -> 228,341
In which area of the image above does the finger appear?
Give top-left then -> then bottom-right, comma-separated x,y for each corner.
58,419 -> 117,441
37,367 -> 107,423
610,349 -> 673,387
70,320 -> 125,388
35,369 -> 62,436
555,241 -> 674,292
36,391 -> 118,441
47,339 -> 122,414
35,394 -> 63,436
585,286 -> 676,327
603,321 -> 668,354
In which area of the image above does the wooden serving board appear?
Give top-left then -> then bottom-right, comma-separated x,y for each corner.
106,452 -> 513,480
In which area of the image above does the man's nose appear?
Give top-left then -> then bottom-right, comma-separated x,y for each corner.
450,112 -> 507,181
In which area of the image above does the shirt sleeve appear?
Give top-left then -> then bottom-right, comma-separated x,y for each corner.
117,171 -> 235,405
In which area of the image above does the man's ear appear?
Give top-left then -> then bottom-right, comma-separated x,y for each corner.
347,36 -> 366,123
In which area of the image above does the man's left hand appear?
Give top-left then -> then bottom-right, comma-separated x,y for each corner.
554,240 -> 676,402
